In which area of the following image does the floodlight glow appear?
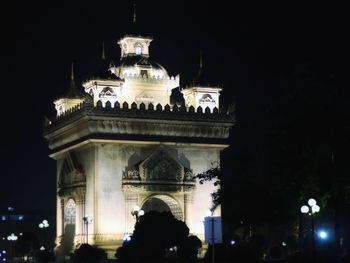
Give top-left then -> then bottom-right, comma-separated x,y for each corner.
123,234 -> 131,242
40,246 -> 45,251
39,223 -> 44,228
312,205 -> 320,213
301,205 -> 309,214
230,240 -> 236,245
7,233 -> 17,241
318,230 -> 328,240
43,220 -> 48,225
308,198 -> 317,207
138,210 -> 144,216
282,241 -> 287,247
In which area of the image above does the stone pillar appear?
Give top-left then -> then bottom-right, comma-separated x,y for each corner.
57,198 -> 64,238
184,194 -> 193,229
55,198 -> 65,247
124,192 -> 138,234
75,196 -> 85,243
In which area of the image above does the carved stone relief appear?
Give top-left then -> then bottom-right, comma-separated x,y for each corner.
58,152 -> 86,198
139,149 -> 183,181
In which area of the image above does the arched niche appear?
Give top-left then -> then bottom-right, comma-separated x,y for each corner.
141,194 -> 183,220
139,148 -> 183,182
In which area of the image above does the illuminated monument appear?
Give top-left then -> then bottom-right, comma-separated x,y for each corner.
44,32 -> 234,257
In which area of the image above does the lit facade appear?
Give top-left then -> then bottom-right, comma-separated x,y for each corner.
44,33 -> 234,258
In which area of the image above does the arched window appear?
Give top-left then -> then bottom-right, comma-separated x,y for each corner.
58,106 -> 63,115
135,45 -> 142,55
64,199 -> 76,225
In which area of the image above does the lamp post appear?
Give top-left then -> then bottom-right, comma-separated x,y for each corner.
82,215 -> 92,244
131,206 -> 144,222
38,219 -> 49,250
300,198 -> 320,262
7,233 -> 17,262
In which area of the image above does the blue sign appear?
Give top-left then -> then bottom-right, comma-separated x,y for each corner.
204,216 -> 222,244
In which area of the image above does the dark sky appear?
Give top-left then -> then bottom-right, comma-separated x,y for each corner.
0,1 -> 345,212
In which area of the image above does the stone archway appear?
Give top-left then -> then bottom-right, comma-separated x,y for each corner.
141,195 -> 183,220
61,198 -> 76,256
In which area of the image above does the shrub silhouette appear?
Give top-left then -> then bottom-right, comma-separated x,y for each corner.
116,211 -> 201,263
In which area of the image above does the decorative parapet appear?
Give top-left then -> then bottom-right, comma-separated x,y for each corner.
122,73 -> 179,84
49,99 -> 234,122
44,99 -> 234,150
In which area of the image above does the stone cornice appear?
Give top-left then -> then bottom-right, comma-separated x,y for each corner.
44,103 -> 234,151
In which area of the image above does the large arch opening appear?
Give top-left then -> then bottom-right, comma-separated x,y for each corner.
61,198 -> 76,256
141,195 -> 183,220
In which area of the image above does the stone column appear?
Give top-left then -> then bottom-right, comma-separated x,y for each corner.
57,198 -> 64,237
184,194 -> 193,229
55,198 -> 64,246
75,196 -> 85,243
124,191 -> 138,234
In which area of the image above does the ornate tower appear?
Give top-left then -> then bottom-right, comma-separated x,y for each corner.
44,33 -> 234,258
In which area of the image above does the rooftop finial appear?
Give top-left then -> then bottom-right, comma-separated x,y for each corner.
102,41 -> 106,60
133,3 -> 136,23
71,62 -> 74,81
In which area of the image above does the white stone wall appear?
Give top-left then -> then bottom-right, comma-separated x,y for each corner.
54,98 -> 84,117
182,87 -> 222,111
56,143 -> 222,250
177,148 -> 221,238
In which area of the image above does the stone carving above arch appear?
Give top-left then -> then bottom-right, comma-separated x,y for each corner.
139,149 -> 183,182
199,93 -> 215,103
122,168 -> 140,180
99,87 -> 117,98
58,152 -> 86,196
184,167 -> 195,182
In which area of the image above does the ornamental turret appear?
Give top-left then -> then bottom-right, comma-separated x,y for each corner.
54,64 -> 85,116
181,52 -> 221,111
84,33 -> 179,107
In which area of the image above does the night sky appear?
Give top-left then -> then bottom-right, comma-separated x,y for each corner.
0,1 -> 344,213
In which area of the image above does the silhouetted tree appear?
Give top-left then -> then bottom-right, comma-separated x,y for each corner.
116,211 -> 201,263
72,244 -> 106,263
195,167 -> 221,211
178,235 -> 202,262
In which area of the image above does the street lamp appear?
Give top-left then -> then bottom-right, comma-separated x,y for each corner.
300,198 -> 320,262
38,219 -> 49,250
82,215 -> 92,244
131,206 -> 144,222
7,233 -> 17,261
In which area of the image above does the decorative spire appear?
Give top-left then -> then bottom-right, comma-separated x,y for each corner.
133,3 -> 136,23
65,63 -> 84,99
71,62 -> 74,81
102,41 -> 105,60
189,50 -> 206,87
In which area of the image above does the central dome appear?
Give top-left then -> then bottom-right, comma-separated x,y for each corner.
111,35 -> 168,79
